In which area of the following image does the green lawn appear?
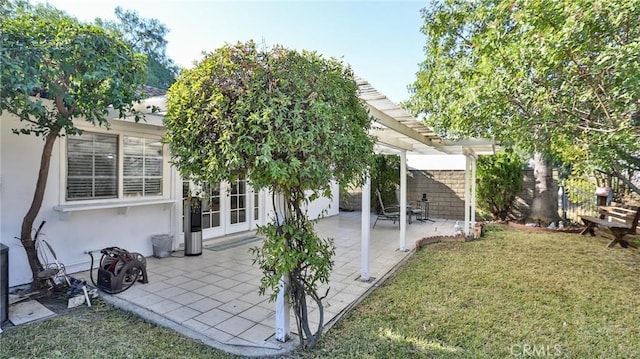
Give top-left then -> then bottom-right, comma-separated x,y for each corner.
297,226 -> 640,358
2,226 -> 639,358
0,300 -> 238,359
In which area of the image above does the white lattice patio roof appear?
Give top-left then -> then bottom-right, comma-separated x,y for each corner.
357,76 -> 497,157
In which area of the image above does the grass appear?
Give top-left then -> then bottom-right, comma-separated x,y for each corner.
297,226 -> 640,358
2,227 -> 639,358
0,300 -> 239,359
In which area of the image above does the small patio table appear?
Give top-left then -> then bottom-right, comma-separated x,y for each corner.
414,200 -> 434,222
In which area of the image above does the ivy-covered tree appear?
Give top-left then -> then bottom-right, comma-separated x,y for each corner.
1,2 -> 146,289
476,150 -> 524,221
408,0 -> 640,220
164,41 -> 374,348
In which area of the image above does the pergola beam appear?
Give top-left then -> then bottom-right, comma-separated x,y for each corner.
366,105 -> 437,148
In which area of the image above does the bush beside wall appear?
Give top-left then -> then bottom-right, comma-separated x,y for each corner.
342,169 -> 557,220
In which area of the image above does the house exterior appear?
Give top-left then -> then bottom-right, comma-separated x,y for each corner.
1,78 -> 493,289
0,94 -> 338,288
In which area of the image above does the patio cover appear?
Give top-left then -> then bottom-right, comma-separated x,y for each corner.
356,77 -> 496,157
355,76 -> 497,281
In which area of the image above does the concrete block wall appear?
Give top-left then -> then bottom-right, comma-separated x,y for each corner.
408,170 -> 466,220
341,172 -> 469,219
342,169 -> 545,221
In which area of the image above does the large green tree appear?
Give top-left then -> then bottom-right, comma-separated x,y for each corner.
409,0 -> 640,218
1,2 -> 146,289
96,6 -> 179,89
164,41 -> 374,348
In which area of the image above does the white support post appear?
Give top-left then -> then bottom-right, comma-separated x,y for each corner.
171,169 -> 181,251
273,193 -> 290,342
464,153 -> 471,236
275,275 -> 290,342
471,156 -> 477,230
361,174 -> 371,281
399,150 -> 407,251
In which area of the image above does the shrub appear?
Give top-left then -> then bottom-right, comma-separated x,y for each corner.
477,149 -> 524,220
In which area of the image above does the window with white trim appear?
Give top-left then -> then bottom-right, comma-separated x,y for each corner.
66,132 -> 163,201
123,136 -> 163,197
67,133 -> 118,200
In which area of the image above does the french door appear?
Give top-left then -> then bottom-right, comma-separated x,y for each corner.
226,178 -> 250,232
183,178 -> 260,239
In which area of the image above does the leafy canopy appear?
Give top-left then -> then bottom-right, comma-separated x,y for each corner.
164,41 -> 375,197
165,41 -> 374,348
1,0 -> 147,289
408,0 -> 640,192
95,6 -> 179,90
1,1 -> 146,137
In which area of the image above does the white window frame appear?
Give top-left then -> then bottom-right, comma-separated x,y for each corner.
58,121 -> 169,206
66,132 -> 119,201
122,136 -> 164,198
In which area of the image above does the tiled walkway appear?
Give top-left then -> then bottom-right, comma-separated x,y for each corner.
86,211 -> 457,357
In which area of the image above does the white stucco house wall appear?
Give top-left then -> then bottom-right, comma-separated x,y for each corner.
0,93 -> 338,288
1,98 -> 176,287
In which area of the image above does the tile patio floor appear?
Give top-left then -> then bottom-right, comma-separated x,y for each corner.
84,211 -> 458,357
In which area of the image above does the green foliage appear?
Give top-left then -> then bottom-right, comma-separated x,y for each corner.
252,219 -> 335,313
164,41 -> 374,348
96,6 -> 179,90
371,154 -> 400,212
476,150 -> 524,220
144,56 -> 178,90
165,41 -> 374,197
1,0 -> 146,288
564,175 -> 599,213
1,1 -> 146,136
408,0 -> 640,195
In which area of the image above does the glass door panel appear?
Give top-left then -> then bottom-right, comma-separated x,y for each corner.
254,192 -> 259,221
202,183 -> 221,230
229,179 -> 247,225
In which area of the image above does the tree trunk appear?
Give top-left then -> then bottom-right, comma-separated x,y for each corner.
20,131 -> 59,290
530,152 -> 560,223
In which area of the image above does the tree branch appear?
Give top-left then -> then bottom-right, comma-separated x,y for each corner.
609,165 -> 640,197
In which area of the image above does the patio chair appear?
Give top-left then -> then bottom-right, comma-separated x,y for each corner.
34,221 -> 71,289
373,190 -> 401,228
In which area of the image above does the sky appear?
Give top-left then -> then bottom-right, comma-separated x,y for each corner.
35,0 -> 429,104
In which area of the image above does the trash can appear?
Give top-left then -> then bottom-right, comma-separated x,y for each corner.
0,243 -> 8,327
184,197 -> 203,256
151,234 -> 173,259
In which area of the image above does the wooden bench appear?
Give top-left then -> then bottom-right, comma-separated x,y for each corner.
580,205 -> 640,248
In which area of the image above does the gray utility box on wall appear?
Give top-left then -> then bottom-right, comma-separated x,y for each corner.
0,243 -> 8,327
184,197 -> 203,256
